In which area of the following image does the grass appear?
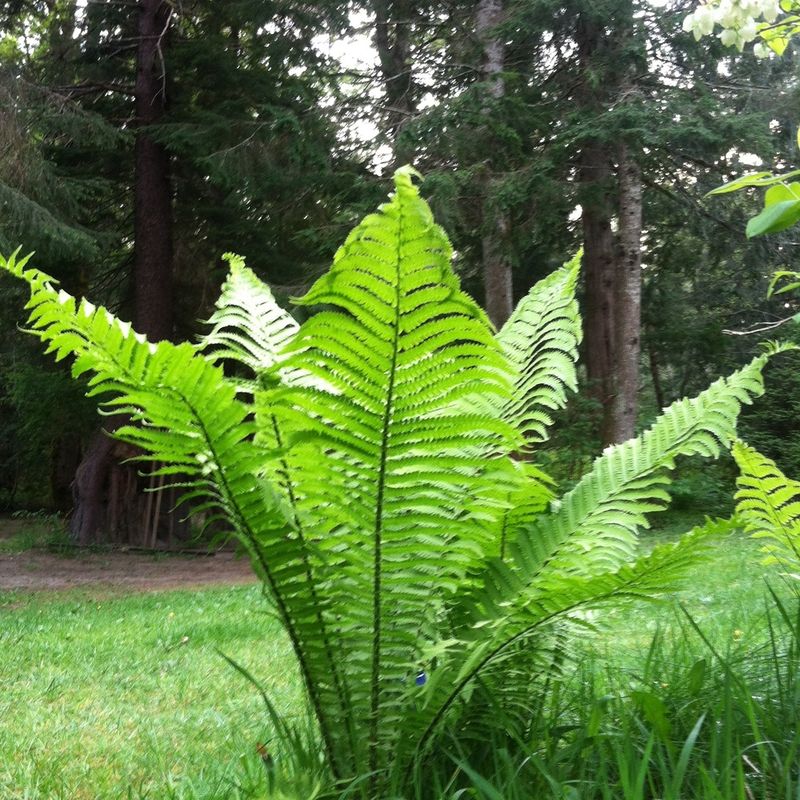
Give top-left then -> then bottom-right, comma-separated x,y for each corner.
0,527 -> 796,799
0,585 -> 300,799
0,512 -> 69,554
598,524 -> 789,661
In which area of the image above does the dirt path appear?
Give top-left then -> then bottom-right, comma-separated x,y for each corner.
0,548 -> 257,592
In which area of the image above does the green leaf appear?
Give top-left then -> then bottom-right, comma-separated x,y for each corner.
746,198 -> 800,238
764,182 -> 800,206
686,658 -> 707,696
706,172 -> 774,195
767,34 -> 789,55
767,269 -> 800,297
707,169 -> 800,196
631,690 -> 671,739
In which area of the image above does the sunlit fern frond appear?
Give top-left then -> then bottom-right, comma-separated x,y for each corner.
505,349 -> 780,587
269,167 -> 522,779
463,253 -> 579,562
199,253 -> 299,386
733,440 -> 800,574
496,250 -> 582,448
0,247 -> 356,779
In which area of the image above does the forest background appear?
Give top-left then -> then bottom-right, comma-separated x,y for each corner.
1,0 -> 799,546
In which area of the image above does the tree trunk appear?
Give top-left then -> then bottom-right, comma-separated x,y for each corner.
607,142 -> 642,443
482,214 -> 513,329
373,0 -> 415,167
579,140 -> 617,439
133,0 -> 174,342
576,12 -> 643,447
477,0 -> 513,329
70,0 -> 176,545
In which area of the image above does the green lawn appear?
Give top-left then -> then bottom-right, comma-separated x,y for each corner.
0,530 -> 792,799
596,527 -> 789,663
0,585 -> 299,799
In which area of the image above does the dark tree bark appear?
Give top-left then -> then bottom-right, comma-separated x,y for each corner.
476,0 -> 513,329
133,0 -> 174,342
579,141 -> 617,440
373,0 -> 415,167
482,211 -> 513,329
50,430 -> 82,511
70,0 -> 176,545
576,12 -> 643,447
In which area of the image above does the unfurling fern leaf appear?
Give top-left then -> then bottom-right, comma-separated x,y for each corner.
733,440 -> 800,574
0,169 -> 786,798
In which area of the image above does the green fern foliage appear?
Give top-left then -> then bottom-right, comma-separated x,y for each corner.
199,252 -> 299,385
497,250 -> 582,447
268,166 -> 523,778
733,440 -> 800,574
0,170 -> 786,798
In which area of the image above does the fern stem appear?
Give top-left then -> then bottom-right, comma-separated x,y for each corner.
270,413 -> 358,776
499,501 -> 510,561
368,206 -> 405,792
166,389 -> 342,777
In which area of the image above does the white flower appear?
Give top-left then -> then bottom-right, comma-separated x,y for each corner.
753,41 -> 771,57
717,0 -> 742,29
740,19 -> 759,40
685,5 -> 717,38
684,0 -> 785,49
741,0 -> 763,18
762,0 -> 780,21
696,6 -> 718,34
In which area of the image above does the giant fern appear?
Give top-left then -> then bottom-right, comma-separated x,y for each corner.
0,167 -> 785,797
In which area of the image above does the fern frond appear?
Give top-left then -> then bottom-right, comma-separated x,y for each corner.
402,516 -> 732,774
270,167 -> 521,780
733,440 -> 800,573
0,248 -> 352,777
503,350 -> 776,590
496,251 -> 582,447
199,253 -> 299,387
201,263 -> 359,770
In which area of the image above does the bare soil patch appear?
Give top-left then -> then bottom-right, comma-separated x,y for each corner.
0,548 -> 256,592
